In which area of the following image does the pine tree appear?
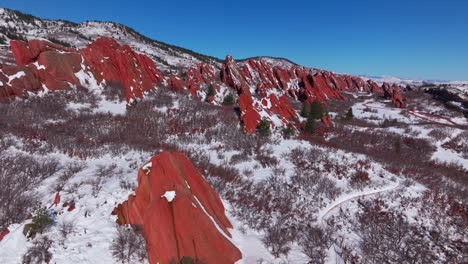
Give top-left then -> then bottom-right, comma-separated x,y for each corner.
283,124 -> 294,138
205,85 -> 215,102
300,103 -> 311,117
222,94 -> 235,106
309,100 -> 324,120
257,119 -> 271,136
305,116 -> 315,134
345,108 -> 354,120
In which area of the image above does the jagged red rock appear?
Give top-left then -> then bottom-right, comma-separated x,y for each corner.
81,37 -> 164,101
113,152 -> 242,264
10,39 -> 76,65
4,37 -> 165,103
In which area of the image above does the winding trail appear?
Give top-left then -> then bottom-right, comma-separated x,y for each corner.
318,182 -> 400,225
322,182 -> 400,263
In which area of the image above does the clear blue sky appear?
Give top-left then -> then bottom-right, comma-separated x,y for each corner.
3,0 -> 467,80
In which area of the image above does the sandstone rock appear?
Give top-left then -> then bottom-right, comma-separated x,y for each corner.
81,37 -> 164,102
168,75 -> 186,92
221,55 -> 250,94
10,39 -> 75,65
0,229 -> 9,242
383,82 -> 408,108
0,65 -> 42,99
113,152 -> 242,264
321,116 -> 333,126
238,93 -> 262,133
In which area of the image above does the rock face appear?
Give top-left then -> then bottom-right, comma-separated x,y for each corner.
10,39 -> 76,65
382,82 -> 409,108
1,37 -> 409,132
81,37 -> 164,101
113,152 -> 242,264
2,37 -> 164,103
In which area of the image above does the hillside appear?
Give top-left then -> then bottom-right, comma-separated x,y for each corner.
0,8 -> 467,264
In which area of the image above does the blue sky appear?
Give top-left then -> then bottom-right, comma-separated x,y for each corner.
2,0 -> 467,80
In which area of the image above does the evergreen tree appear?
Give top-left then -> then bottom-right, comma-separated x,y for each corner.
180,256 -> 194,264
345,108 -> 354,120
300,103 -> 311,117
309,100 -> 324,120
305,116 -> 315,134
222,94 -> 235,106
23,206 -> 54,239
283,124 -> 294,138
205,85 -> 215,102
257,119 -> 271,136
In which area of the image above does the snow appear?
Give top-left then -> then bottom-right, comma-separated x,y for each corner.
95,99 -> 126,115
432,131 -> 468,169
33,61 -> 46,70
6,71 -> 26,85
161,191 -> 176,202
318,181 -> 400,225
0,222 -> 30,263
142,162 -> 152,174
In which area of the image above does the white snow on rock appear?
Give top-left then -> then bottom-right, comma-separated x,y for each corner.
6,71 -> 26,85
142,162 -> 152,174
161,191 -> 176,202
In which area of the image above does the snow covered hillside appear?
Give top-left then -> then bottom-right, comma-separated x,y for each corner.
0,7 -> 467,264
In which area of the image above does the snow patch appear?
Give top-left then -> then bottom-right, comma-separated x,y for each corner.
161,191 -> 176,202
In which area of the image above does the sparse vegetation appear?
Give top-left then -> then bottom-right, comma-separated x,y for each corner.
257,118 -> 271,136
111,225 -> 148,263
22,236 -> 53,264
305,116 -> 315,134
23,206 -> 54,239
47,37 -> 72,48
222,93 -> 235,106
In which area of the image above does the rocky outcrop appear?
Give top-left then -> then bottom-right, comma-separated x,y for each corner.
2,37 -> 409,132
185,62 -> 217,96
2,37 -> 164,103
221,55 -> 250,95
10,39 -> 76,65
80,37 -> 164,101
113,152 -> 242,264
382,82 -> 409,108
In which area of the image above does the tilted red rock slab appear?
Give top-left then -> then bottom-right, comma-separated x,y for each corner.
113,152 -> 242,264
3,37 -> 164,102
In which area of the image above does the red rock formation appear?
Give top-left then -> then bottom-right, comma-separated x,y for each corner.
186,62 -> 217,95
321,116 -> 333,126
0,229 -> 9,242
238,93 -> 262,133
113,152 -> 242,264
10,39 -> 76,65
0,65 -> 42,99
3,37 -> 165,102
52,192 -> 60,207
3,38 -> 409,132
221,55 -> 250,95
382,82 -> 409,108
81,37 -> 164,101
167,75 -> 186,92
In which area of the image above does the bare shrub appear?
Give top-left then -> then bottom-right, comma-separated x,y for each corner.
58,220 -> 76,243
0,155 -> 40,230
22,236 -> 53,264
355,200 -> 437,264
111,225 -> 148,263
298,225 -> 333,263
262,221 -> 296,258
